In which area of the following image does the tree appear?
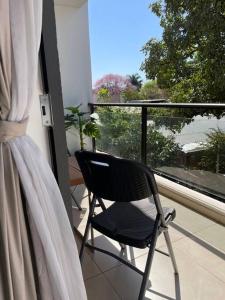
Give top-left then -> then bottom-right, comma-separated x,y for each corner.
141,0 -> 225,103
96,107 -> 181,167
199,128 -> 225,173
140,80 -> 168,100
96,87 -> 111,102
121,88 -> 143,102
94,74 -> 135,102
128,73 -> 143,91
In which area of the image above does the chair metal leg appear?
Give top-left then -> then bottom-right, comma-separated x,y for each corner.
71,186 -> 82,210
138,227 -> 159,300
120,243 -> 126,251
79,219 -> 91,262
97,197 -> 107,210
163,230 -> 178,274
88,191 -> 95,247
80,195 -> 97,262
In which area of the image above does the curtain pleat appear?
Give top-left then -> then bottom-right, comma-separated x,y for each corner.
0,144 -> 39,300
0,0 -> 87,299
0,1 -> 39,299
0,0 -> 11,119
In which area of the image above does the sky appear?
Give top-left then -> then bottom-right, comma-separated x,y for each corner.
88,0 -> 163,85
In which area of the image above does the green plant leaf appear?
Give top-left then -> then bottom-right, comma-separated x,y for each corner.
83,121 -> 101,139
65,104 -> 81,115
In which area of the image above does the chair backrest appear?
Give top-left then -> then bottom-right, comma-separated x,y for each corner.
75,150 -> 159,203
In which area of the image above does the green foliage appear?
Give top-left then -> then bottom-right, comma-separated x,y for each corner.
199,128 -> 225,173
83,120 -> 101,139
141,0 -> 225,104
146,127 -> 181,167
148,109 -> 192,133
96,107 -> 181,167
121,79 -> 169,102
128,73 -> 143,90
121,88 -> 143,102
140,80 -> 168,100
96,87 -> 111,102
65,105 -> 100,150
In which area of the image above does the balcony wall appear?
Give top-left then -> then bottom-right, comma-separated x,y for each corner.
54,1 -> 92,152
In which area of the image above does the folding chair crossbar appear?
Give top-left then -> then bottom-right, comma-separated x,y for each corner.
155,248 -> 170,257
85,242 -> 145,276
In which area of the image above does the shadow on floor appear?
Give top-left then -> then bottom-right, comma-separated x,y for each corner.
77,233 -> 181,300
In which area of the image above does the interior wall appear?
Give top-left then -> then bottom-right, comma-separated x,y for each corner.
54,2 -> 93,153
27,63 -> 50,162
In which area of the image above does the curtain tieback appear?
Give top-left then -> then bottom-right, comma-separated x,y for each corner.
0,119 -> 28,142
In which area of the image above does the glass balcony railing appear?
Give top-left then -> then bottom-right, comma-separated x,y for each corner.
94,106 -> 142,161
90,102 -> 225,203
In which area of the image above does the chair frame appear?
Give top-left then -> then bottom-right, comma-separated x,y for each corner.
77,151 -> 178,300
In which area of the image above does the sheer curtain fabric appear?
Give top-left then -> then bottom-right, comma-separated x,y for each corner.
0,1 -> 87,299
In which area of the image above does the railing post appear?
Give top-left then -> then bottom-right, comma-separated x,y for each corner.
141,107 -> 147,164
90,103 -> 96,152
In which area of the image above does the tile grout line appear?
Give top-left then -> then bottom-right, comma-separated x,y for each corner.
83,231 -> 187,276
171,222 -> 225,259
198,263 -> 225,286
161,234 -> 225,286
84,271 -> 122,299
101,271 -> 123,300
174,221 -> 215,236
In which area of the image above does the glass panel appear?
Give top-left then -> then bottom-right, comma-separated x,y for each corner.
96,106 -> 141,161
146,108 -> 225,201
95,105 -> 225,202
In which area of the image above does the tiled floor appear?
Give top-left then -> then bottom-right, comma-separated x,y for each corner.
72,186 -> 225,300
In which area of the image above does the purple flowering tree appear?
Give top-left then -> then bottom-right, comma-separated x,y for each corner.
93,74 -> 136,102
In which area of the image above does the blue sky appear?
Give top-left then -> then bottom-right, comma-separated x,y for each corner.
88,0 -> 162,85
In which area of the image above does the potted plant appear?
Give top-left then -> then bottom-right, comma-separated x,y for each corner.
64,105 -> 101,151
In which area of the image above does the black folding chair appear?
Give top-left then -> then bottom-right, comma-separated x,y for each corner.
75,150 -> 178,300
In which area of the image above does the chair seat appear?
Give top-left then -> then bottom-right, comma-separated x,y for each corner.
91,198 -> 176,248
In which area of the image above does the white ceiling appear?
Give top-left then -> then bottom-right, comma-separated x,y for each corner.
54,0 -> 87,8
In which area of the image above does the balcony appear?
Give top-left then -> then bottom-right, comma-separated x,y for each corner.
72,102 -> 225,299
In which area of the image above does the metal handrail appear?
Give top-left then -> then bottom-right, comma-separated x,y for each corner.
89,102 -> 225,109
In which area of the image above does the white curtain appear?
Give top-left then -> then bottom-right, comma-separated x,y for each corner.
7,0 -> 87,299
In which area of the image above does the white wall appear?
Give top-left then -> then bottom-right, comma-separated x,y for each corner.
54,1 -> 93,152
24,2 -> 92,165
27,63 -> 51,162
54,2 -> 92,109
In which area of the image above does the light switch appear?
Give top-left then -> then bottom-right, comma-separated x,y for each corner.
39,94 -> 53,127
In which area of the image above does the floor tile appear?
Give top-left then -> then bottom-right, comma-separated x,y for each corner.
156,226 -> 184,249
88,234 -> 149,273
72,205 -> 89,233
174,248 -> 225,300
74,232 -> 102,280
88,226 -> 184,273
73,193 -> 225,299
104,247 -> 177,300
196,223 -> 225,253
104,246 -> 225,300
173,236 -> 225,284
85,274 -> 121,300
81,251 -> 102,280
